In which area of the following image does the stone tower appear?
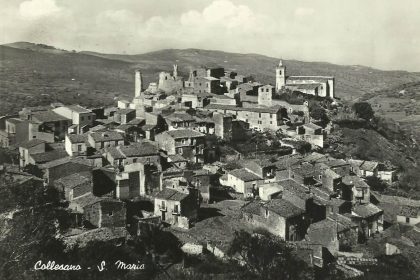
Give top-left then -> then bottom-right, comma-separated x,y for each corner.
275,59 -> 286,92
173,64 -> 178,78
135,70 -> 143,98
188,68 -> 194,82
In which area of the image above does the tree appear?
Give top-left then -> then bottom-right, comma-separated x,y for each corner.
310,106 -> 330,127
227,230 -> 313,280
353,102 -> 374,121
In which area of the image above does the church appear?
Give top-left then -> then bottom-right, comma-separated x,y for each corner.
275,60 -> 335,99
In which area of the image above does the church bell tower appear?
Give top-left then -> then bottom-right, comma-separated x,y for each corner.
275,59 -> 286,92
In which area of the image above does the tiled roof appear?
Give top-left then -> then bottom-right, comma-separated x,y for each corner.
291,162 -> 315,177
165,112 -> 196,123
66,105 -> 92,113
303,123 -> 322,131
398,205 -> 420,218
166,129 -> 204,139
119,142 -> 159,157
19,139 -> 46,149
90,131 -> 124,142
352,203 -> 383,218
279,179 -> 312,200
155,188 -> 189,201
287,76 -> 333,82
323,168 -> 341,179
359,161 -> 379,172
30,150 -> 68,164
116,108 -> 136,115
205,104 -> 281,114
241,201 -> 262,215
38,157 -> 92,169
266,199 -> 305,218
342,176 -> 369,189
67,134 -> 89,143
229,168 -> 262,182
6,118 -> 23,124
32,110 -> 70,123
55,171 -> 92,189
71,193 -> 103,209
296,83 -> 322,90
168,154 -> 188,162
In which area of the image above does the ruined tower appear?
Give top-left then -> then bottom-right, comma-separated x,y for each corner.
275,59 -> 286,92
173,64 -> 178,78
135,70 -> 143,97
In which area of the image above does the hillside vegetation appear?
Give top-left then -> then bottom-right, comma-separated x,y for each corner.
2,42 -> 420,115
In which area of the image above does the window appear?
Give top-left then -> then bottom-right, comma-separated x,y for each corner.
265,209 -> 269,218
259,113 -> 261,118
133,158 -> 137,163
77,144 -> 82,152
174,204 -> 179,213
108,211 -> 113,216
161,201 -> 166,209
406,217 -> 410,224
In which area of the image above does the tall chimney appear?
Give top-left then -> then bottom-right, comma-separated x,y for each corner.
135,70 -> 143,97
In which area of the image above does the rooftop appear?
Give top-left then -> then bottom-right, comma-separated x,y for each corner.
6,118 -> 23,125
266,198 -> 305,218
66,105 -> 92,113
89,131 -> 124,142
352,203 -> 383,218
303,123 -> 322,131
30,150 -> 68,164
19,139 -> 46,149
155,188 -> 189,201
287,76 -> 333,82
166,129 -> 204,139
67,134 -> 89,144
229,168 -> 262,182
296,83 -> 322,90
71,193 -> 103,209
32,110 -> 70,123
205,104 -> 281,114
55,171 -> 92,189
398,205 -> 420,218
119,142 -> 159,157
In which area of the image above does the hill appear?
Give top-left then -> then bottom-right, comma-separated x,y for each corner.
82,48 -> 420,101
1,42 -> 420,115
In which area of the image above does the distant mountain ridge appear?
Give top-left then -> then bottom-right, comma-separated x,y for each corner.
1,41 -> 420,115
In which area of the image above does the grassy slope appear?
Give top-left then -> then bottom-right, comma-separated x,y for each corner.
0,45 -> 137,114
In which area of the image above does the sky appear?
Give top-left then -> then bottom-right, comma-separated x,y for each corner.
1,0 -> 419,71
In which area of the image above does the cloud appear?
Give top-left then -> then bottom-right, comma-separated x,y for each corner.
294,7 -> 315,17
19,0 -> 61,19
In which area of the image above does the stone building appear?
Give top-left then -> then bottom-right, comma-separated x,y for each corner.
18,139 -> 46,167
225,168 -> 263,197
158,65 -> 184,93
156,129 -> 205,163
205,104 -> 286,131
54,171 -> 93,201
242,199 -> 306,241
275,60 -> 335,98
154,187 -> 199,229
53,105 -> 95,134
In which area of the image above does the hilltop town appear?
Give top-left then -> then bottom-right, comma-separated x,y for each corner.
1,60 -> 420,279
